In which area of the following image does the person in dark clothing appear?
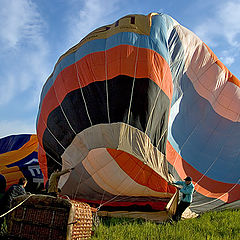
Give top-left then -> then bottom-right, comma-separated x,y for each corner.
1,177 -> 28,212
0,177 -> 28,229
169,176 -> 194,222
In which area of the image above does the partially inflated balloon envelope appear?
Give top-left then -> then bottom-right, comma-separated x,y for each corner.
0,134 -> 44,193
37,13 -> 240,216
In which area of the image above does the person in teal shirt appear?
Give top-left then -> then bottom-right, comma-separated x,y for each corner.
169,176 -> 194,221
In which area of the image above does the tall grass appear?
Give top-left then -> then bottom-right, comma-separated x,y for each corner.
92,209 -> 240,240
1,209 -> 239,239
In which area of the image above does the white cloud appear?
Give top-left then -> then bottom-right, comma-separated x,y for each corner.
0,0 -> 50,107
0,74 -> 15,105
194,0 -> 240,47
0,0 -> 44,49
220,56 -> 235,66
67,0 -> 120,46
194,0 -> 240,72
218,1 -> 240,46
219,50 -> 235,66
194,20 -> 219,47
0,120 -> 36,139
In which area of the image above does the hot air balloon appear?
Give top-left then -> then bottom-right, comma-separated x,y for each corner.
0,134 -> 44,194
37,12 -> 240,219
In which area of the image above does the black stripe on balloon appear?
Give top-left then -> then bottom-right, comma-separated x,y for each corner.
42,75 -> 170,170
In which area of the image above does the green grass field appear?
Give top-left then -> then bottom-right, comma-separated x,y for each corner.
92,209 -> 240,240
1,209 -> 239,239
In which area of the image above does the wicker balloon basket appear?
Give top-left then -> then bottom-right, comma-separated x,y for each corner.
70,200 -> 93,239
7,195 -> 94,240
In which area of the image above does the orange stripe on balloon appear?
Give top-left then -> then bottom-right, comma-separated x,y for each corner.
38,146 -> 48,185
107,148 -> 176,194
204,43 -> 240,88
37,45 -> 173,148
3,167 -> 24,191
166,141 -> 240,203
0,135 -> 38,166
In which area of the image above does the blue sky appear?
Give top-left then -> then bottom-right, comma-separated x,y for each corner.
0,0 -> 240,138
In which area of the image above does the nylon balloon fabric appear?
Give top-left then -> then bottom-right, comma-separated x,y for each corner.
37,13 -> 240,213
0,134 -> 44,193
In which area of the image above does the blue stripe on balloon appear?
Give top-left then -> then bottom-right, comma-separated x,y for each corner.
6,151 -> 38,168
168,73 -> 240,184
0,134 -> 32,154
36,14 -> 175,125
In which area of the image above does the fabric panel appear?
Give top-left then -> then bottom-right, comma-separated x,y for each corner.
81,148 -> 173,197
37,13 -> 176,118
0,134 -> 31,154
107,148 -> 175,194
166,141 -> 240,203
37,45 -> 173,135
40,76 -> 171,168
60,123 -> 171,186
61,149 -> 172,211
175,26 -> 240,122
168,73 -> 240,183
0,134 -> 43,191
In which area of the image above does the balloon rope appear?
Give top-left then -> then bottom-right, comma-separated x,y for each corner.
0,194 -> 34,218
193,142 -> 240,202
105,41 -> 111,123
73,166 -> 85,200
189,66 -> 239,187
39,113 -> 79,168
170,60 -> 223,170
68,148 -> 164,211
96,153 -> 166,210
170,47 -> 236,169
156,128 -> 167,149
194,141 -> 224,187
191,177 -> 240,208
99,189 -> 106,208
97,166 -> 143,210
171,103 -> 210,169
53,62 -> 77,135
39,114 -> 76,167
74,58 -> 93,126
39,114 -> 66,151
127,40 -> 139,124
38,144 -> 62,166
97,156 -> 144,209
170,100 -> 230,186
144,63 -> 169,136
168,61 -> 240,203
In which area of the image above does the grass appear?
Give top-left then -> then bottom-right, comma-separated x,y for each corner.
1,209 -> 239,239
92,209 -> 240,240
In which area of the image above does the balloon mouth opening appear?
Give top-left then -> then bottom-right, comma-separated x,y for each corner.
60,147 -> 176,212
